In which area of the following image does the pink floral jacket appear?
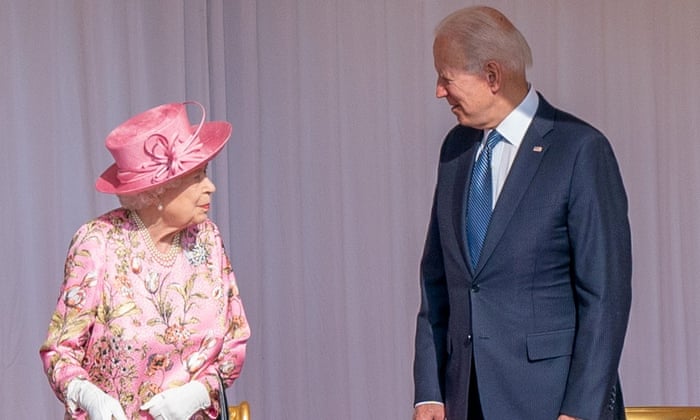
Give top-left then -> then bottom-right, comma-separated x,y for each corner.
40,208 -> 250,419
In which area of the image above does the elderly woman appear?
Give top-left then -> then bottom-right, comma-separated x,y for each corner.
40,101 -> 250,420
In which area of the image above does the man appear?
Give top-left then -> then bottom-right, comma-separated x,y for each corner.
413,6 -> 631,420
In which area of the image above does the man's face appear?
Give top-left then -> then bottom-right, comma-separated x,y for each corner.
433,36 -> 497,129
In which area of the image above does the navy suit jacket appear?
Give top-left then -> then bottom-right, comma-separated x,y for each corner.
414,94 -> 632,420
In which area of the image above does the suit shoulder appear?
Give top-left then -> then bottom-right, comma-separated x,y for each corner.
535,95 -> 605,140
535,94 -> 599,135
555,109 -> 604,138
439,125 -> 479,162
544,107 -> 624,171
537,98 -> 612,152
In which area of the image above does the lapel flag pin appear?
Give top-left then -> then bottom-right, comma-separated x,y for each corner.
533,146 -> 543,152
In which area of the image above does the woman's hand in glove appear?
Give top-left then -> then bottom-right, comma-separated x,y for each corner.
66,379 -> 128,420
140,380 -> 210,420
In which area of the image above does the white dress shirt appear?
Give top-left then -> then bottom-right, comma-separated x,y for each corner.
479,86 -> 539,208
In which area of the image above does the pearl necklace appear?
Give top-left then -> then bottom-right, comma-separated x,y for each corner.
130,211 -> 181,267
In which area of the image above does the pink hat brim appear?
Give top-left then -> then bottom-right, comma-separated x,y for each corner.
95,121 -> 232,195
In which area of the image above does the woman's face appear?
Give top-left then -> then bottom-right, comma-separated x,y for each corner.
159,164 -> 216,229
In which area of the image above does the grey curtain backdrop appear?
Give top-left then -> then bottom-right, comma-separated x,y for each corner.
2,0 -> 699,418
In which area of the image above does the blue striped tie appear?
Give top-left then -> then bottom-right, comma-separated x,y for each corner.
467,130 -> 503,268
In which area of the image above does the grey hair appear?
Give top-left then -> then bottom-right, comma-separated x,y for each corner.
117,177 -> 183,210
435,6 -> 532,74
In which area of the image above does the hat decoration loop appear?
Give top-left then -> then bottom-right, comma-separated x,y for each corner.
142,129 -> 204,183
116,101 -> 208,186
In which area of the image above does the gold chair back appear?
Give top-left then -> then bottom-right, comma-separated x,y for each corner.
626,406 -> 700,420
228,401 -> 250,420
227,403 -> 700,419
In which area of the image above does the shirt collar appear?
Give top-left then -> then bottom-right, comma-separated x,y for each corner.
488,86 -> 539,147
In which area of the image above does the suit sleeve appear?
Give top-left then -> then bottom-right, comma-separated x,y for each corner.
413,186 -> 450,405
560,132 -> 632,419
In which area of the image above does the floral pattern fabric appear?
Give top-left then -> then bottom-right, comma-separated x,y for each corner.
40,208 -> 250,419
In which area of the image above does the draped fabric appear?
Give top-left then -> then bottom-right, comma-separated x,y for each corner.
2,0 -> 699,418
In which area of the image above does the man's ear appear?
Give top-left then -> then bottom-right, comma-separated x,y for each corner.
484,61 -> 502,91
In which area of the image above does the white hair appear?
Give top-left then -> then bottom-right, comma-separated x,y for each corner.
117,178 -> 183,210
435,6 -> 532,74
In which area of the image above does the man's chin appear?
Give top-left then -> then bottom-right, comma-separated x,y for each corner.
455,115 -> 471,126
451,108 -> 469,125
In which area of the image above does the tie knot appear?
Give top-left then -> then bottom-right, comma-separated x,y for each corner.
485,130 -> 503,150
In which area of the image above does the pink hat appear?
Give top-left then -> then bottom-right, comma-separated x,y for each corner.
96,101 -> 231,194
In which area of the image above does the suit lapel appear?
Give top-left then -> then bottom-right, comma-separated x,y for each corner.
451,131 -> 481,274
473,97 -> 556,276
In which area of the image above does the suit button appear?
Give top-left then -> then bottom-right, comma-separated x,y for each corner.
471,284 -> 480,293
464,334 -> 472,347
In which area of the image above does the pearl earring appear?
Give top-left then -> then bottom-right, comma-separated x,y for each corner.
157,203 -> 163,211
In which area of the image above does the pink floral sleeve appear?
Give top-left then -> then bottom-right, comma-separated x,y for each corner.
39,219 -> 108,408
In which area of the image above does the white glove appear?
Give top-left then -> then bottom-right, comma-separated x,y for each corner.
66,379 -> 128,420
140,380 -> 210,420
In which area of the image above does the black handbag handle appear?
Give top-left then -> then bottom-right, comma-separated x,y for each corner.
217,374 -> 229,420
